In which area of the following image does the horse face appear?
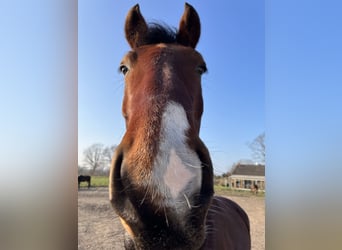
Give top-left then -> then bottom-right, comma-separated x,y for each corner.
110,4 -> 214,249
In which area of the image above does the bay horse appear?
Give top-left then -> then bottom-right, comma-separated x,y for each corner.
110,3 -> 251,249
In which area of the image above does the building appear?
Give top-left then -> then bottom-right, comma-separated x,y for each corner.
228,163 -> 265,191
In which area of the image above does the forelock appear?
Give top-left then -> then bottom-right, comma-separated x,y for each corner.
142,23 -> 177,45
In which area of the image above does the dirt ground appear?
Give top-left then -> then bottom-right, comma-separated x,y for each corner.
78,187 -> 265,250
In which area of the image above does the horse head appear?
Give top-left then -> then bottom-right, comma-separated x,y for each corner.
110,3 -> 214,249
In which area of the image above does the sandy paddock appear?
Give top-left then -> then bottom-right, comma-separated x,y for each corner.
78,187 -> 264,250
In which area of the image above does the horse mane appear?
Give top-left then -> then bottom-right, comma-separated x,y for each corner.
143,22 -> 177,45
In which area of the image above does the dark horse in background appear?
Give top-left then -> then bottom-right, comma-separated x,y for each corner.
78,175 -> 91,189
110,3 -> 251,249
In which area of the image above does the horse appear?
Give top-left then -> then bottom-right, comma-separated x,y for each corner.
251,183 -> 259,195
78,175 -> 91,189
109,3 -> 251,249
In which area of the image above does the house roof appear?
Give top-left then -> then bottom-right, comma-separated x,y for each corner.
231,163 -> 265,176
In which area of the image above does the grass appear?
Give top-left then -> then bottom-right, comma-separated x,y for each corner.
214,185 -> 265,197
79,176 -> 265,197
79,176 -> 109,188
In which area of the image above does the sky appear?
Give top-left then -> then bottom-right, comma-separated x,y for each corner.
78,0 -> 265,175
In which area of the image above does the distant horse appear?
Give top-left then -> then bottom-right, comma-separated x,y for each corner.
78,175 -> 91,189
110,3 -> 251,249
251,183 -> 259,195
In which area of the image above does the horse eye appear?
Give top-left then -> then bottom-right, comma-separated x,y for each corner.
119,65 -> 129,75
196,64 -> 207,75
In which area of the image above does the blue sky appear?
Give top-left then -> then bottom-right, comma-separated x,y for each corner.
78,0 -> 265,175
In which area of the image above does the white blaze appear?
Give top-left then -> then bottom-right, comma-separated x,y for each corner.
164,148 -> 195,199
153,101 -> 202,210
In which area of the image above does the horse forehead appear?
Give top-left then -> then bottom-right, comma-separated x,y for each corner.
136,44 -> 200,63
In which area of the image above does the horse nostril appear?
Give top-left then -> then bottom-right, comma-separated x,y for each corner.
195,144 -> 214,197
109,147 -> 124,204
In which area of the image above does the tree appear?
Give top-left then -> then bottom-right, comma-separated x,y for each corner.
249,132 -> 265,164
83,143 -> 105,174
102,145 -> 117,166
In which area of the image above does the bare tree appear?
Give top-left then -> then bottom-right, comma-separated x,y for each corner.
249,132 -> 265,164
102,145 -> 117,166
83,143 -> 105,174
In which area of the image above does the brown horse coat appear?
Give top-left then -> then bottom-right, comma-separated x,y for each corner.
201,196 -> 251,249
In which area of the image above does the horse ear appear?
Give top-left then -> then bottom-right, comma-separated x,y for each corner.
176,3 -> 201,48
125,4 -> 148,49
